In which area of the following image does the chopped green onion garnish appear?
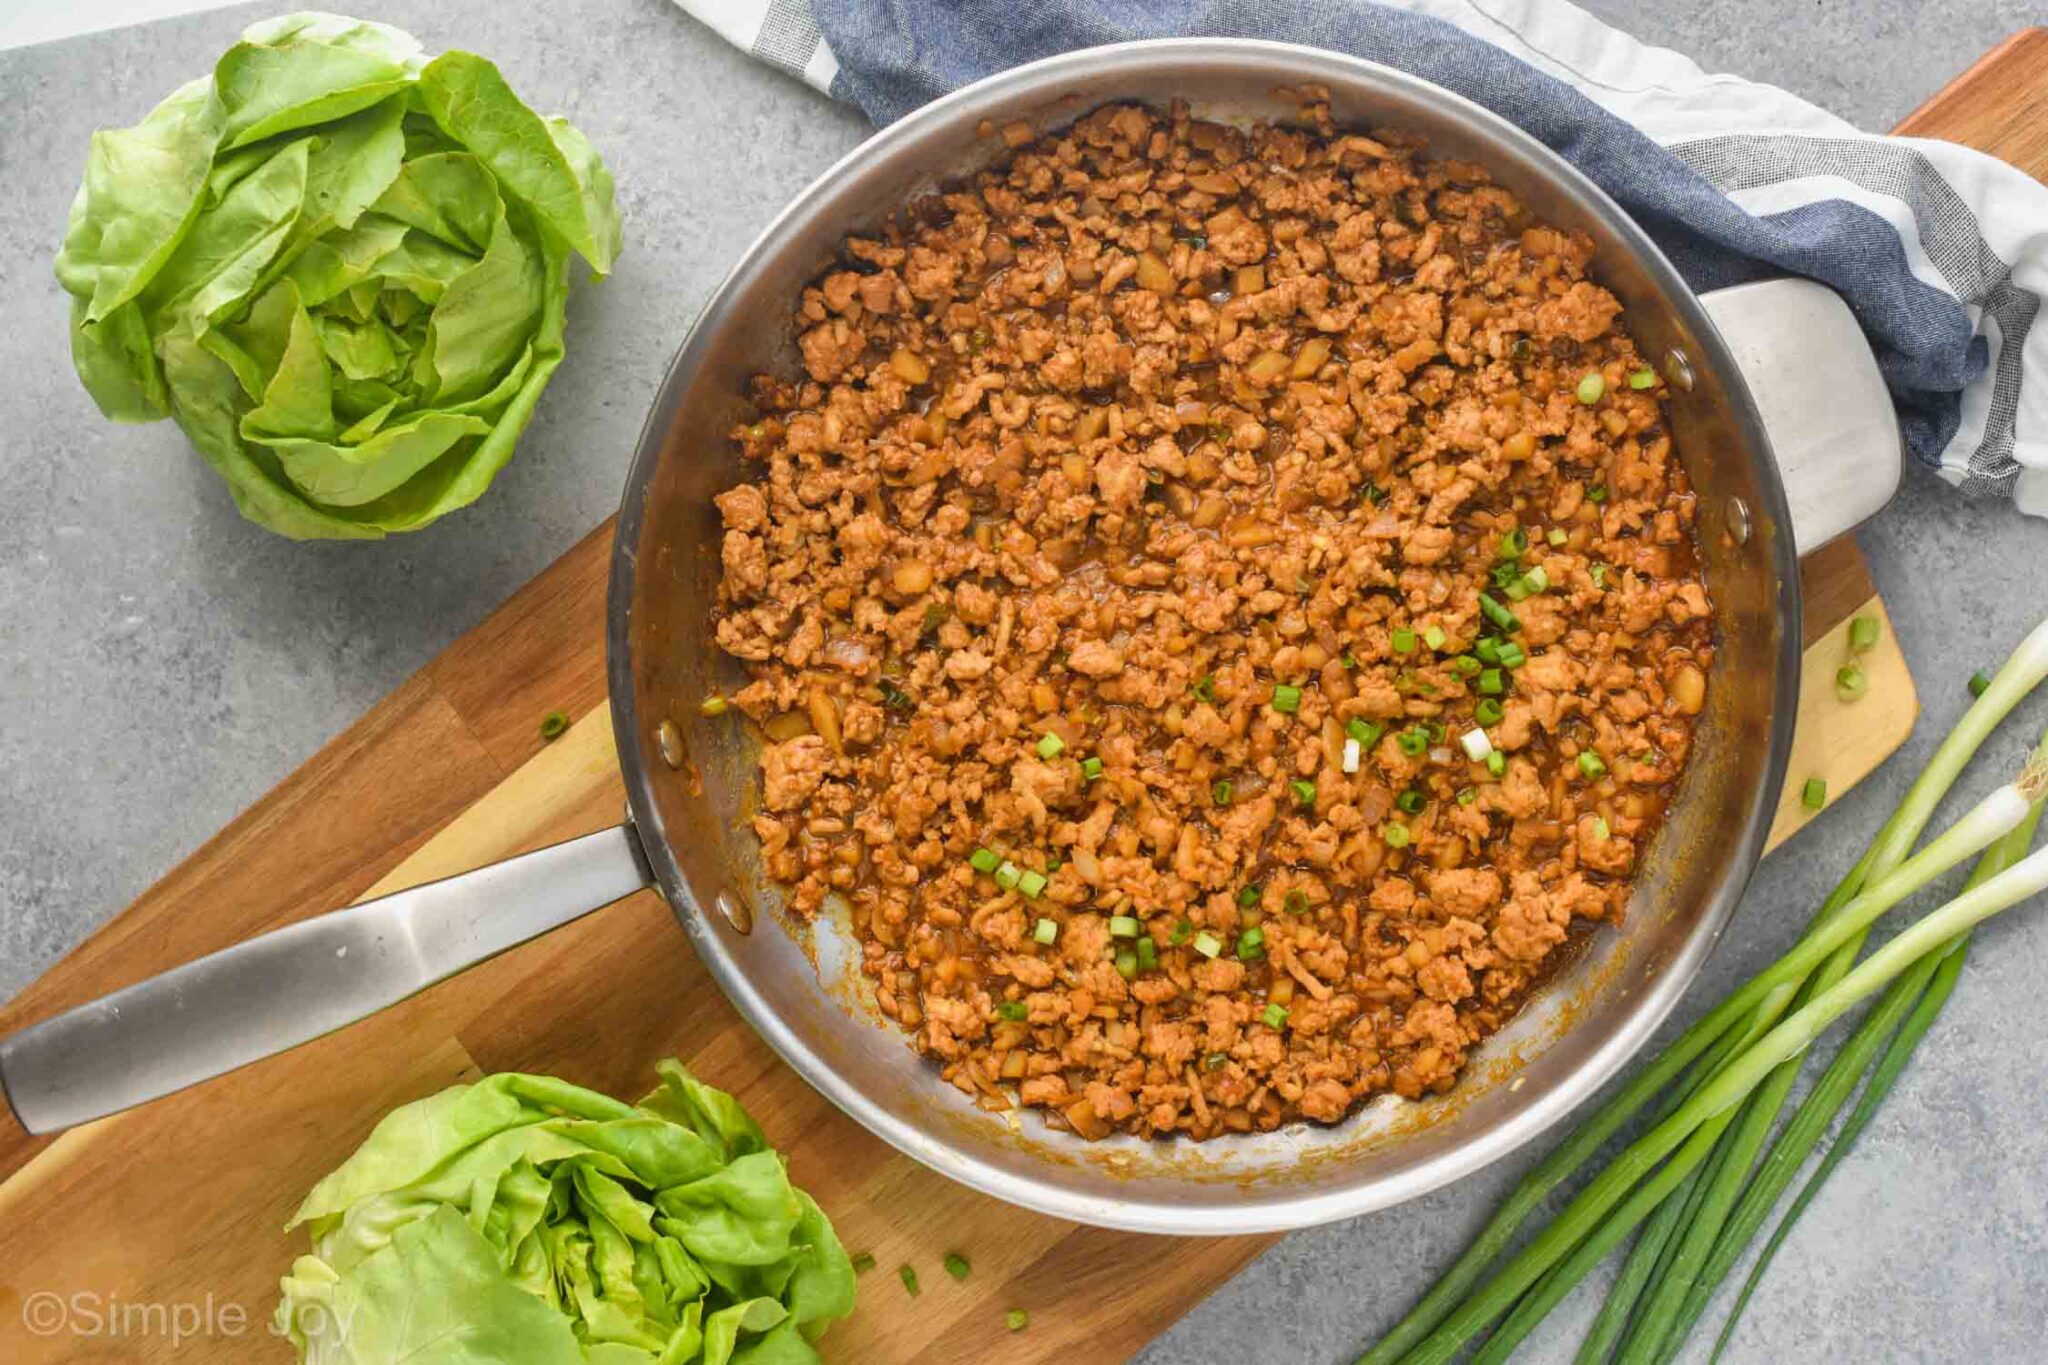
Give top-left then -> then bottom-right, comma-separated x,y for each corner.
1114,949 -> 1138,980
1347,717 -> 1384,746
1424,625 -> 1448,651
899,1265 -> 920,1296
540,710 -> 569,740
1836,665 -> 1869,701
1578,750 -> 1607,779
1007,1309 -> 1029,1333
1212,778 -> 1234,806
943,1251 -> 970,1281
1457,786 -> 1479,805
1591,815 -> 1612,841
1284,889 -> 1310,915
1475,698 -> 1505,726
1017,869 -> 1048,899
1396,788 -> 1426,814
1383,823 -> 1412,848
1802,777 -> 1828,810
1628,367 -> 1658,390
1032,917 -> 1057,945
1192,673 -> 1215,702
1475,638 -> 1502,666
1290,779 -> 1317,806
1486,751 -> 1507,777
1522,565 -> 1550,594
1503,577 -> 1532,603
1392,627 -> 1417,654
1497,642 -> 1527,670
1081,755 -> 1104,780
1499,527 -> 1529,559
1452,654 -> 1481,677
995,861 -> 1022,890
851,1252 -> 876,1275
1170,918 -> 1193,944
1426,720 -> 1446,743
1046,855 -> 1062,872
1576,371 -> 1606,404
1590,562 -> 1609,588
1586,483 -> 1609,504
1239,883 -> 1262,908
1271,683 -> 1303,713
970,847 -> 999,874
1968,670 -> 1992,698
1109,914 -> 1141,938
1192,931 -> 1223,959
1262,1002 -> 1289,1029
1341,653 -> 1358,669
1136,937 -> 1158,970
1237,927 -> 1266,960
1478,592 -> 1520,633
1848,615 -> 1881,653
997,1000 -> 1028,1021
1547,527 -> 1568,546
1477,668 -> 1505,695
1036,732 -> 1065,759
1393,725 -> 1425,757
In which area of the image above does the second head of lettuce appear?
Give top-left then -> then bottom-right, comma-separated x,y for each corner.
54,13 -> 622,539
276,1060 -> 856,1364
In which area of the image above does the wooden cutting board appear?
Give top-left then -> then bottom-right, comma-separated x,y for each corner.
9,30 -> 2044,1361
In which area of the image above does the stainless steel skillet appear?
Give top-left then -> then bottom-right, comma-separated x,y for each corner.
0,39 -> 1899,1235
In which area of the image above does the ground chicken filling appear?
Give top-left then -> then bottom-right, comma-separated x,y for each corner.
712,97 -> 1713,1141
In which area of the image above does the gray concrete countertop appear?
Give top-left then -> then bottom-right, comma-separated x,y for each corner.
3,2 -> 2045,1360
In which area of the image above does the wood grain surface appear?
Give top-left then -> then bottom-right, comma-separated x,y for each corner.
7,33 -> 2040,1360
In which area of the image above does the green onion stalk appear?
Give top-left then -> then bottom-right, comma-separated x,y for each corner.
1359,615 -> 2048,1365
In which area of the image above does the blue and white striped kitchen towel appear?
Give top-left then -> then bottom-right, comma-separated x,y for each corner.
677,0 -> 2048,518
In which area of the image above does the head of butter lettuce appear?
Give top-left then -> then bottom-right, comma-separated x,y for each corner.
275,1060 -> 856,1364
54,13 -> 621,539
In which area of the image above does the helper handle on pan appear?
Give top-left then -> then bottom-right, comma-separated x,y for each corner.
1700,277 -> 1903,554
0,825 -> 655,1135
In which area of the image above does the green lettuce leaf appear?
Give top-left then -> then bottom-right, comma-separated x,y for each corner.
276,1062 -> 855,1365
54,11 -> 622,540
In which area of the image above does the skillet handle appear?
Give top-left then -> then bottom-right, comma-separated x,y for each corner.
0,824 -> 654,1135
1699,277 -> 1903,556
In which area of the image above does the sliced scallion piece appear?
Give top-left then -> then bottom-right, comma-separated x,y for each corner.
1017,869 -> 1047,899
1271,683 -> 1303,713
1036,732 -> 1065,759
1836,665 -> 1869,701
970,847 -> 999,874
1802,777 -> 1828,810
1108,914 -> 1141,938
1383,823 -> 1412,848
1031,917 -> 1057,945
1290,779 -> 1317,806
1262,1002 -> 1289,1029
1849,615 -> 1881,653
1577,371 -> 1606,404
1192,931 -> 1223,959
